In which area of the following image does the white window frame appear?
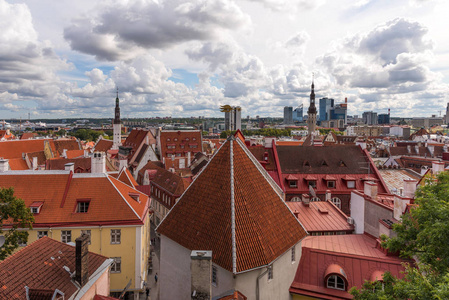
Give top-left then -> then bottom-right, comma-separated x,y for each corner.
327,275 -> 345,290
76,201 -> 90,213
30,207 -> 40,214
289,181 -> 297,188
347,181 -> 355,189
37,231 -> 48,239
61,230 -> 71,243
331,197 -> 342,209
111,257 -> 121,273
111,229 -> 121,244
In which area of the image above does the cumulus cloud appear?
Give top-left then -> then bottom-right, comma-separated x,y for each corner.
64,0 -> 250,61
247,0 -> 325,12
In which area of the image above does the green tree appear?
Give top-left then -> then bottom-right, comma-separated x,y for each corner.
350,171 -> 449,299
0,187 -> 34,260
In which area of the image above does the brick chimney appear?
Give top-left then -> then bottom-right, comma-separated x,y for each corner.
191,250 -> 212,300
75,234 -> 89,287
364,181 -> 377,200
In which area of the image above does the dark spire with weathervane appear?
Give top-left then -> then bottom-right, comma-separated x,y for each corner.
114,87 -> 120,125
307,75 -> 317,115
307,74 -> 317,136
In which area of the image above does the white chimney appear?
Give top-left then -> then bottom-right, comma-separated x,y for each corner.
394,195 -> 410,221
187,151 -> 191,165
356,141 -> 367,150
62,149 -> 67,158
432,161 -> 445,174
84,150 -> 89,157
65,162 -> 74,172
0,158 -> 9,172
403,179 -> 417,199
91,152 -> 106,173
191,250 -> 212,300
364,181 -> 378,200
32,157 -> 38,170
119,159 -> 128,171
325,190 -> 331,201
264,138 -> 275,148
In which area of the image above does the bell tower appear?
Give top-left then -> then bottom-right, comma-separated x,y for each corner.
307,76 -> 317,136
112,88 -> 122,150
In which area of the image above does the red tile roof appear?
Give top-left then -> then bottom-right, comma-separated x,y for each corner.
66,149 -> 85,159
159,130 -> 203,166
53,139 -> 81,156
26,151 -> 47,166
8,158 -> 29,170
0,172 -> 149,227
287,201 -> 353,233
46,157 -> 92,173
0,139 -> 52,159
117,167 -> 138,188
93,138 -> 113,152
20,132 -> 38,140
157,137 -> 307,273
0,237 -> 109,299
290,235 -> 407,299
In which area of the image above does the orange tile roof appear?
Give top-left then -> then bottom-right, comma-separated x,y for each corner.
157,137 -> 307,273
26,150 -> 47,165
117,167 -> 138,188
0,139 -> 51,159
159,130 -> 203,165
53,139 -> 81,156
46,157 -> 92,173
20,132 -> 38,140
0,172 -> 149,227
66,149 -> 85,159
0,237 -> 108,299
8,158 -> 29,170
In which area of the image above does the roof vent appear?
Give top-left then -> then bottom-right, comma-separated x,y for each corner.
347,217 -> 354,224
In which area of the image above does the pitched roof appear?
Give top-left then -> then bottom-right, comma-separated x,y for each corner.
66,149 -> 85,159
20,132 -> 38,140
290,235 -> 407,299
0,237 -> 109,299
159,130 -> 203,162
46,157 -> 92,173
53,139 -> 81,156
8,158 -> 29,170
0,139 -> 51,159
287,201 -> 353,233
117,167 -> 138,188
93,138 -> 113,152
150,167 -> 190,196
124,129 -> 154,152
27,151 -> 47,166
157,137 -> 307,273
0,172 -> 149,227
277,145 -> 372,174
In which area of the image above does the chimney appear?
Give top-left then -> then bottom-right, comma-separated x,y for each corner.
91,152 -> 106,173
0,158 -> 9,172
119,159 -> 128,171
394,195 -> 411,221
65,162 -> 75,172
302,194 -> 310,206
75,234 -> 89,287
62,149 -> 67,158
325,190 -> 331,201
403,179 -> 417,199
407,145 -> 411,153
191,250 -> 212,300
356,141 -> 367,150
432,161 -> 445,174
84,150 -> 89,157
32,156 -> 38,170
264,137 -> 275,149
364,181 -> 378,200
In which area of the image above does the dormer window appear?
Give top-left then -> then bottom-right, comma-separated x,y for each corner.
308,180 -> 317,188
129,193 -> 140,203
29,202 -> 44,214
289,181 -> 297,188
76,200 -> 90,213
327,181 -> 336,188
347,181 -> 355,189
327,275 -> 345,290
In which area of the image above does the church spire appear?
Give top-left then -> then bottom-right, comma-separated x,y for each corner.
112,87 -> 122,150
114,87 -> 120,124
307,75 -> 317,137
307,74 -> 316,114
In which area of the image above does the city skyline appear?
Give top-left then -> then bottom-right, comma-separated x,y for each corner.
1,0 -> 448,119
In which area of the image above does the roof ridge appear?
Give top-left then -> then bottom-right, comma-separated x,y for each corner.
230,139 -> 237,274
106,175 -> 141,220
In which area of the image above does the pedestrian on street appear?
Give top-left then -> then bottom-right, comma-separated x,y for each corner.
146,287 -> 150,299
155,273 -> 158,283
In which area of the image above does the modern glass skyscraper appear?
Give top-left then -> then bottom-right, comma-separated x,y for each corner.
284,106 -> 293,124
319,98 -> 334,122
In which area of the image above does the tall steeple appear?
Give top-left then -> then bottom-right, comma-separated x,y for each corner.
307,75 -> 317,136
112,88 -> 122,150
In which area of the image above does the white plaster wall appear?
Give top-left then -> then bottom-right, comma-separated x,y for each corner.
160,235 -> 191,300
350,192 -> 365,234
235,242 -> 302,300
212,264 -> 235,298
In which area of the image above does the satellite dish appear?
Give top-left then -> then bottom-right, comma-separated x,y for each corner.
0,236 -> 5,247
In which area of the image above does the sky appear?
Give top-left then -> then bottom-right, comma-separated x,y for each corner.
1,0 -> 449,120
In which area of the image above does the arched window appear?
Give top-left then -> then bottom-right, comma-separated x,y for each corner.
331,197 -> 341,209
291,197 -> 301,202
311,197 -> 321,202
327,275 -> 345,290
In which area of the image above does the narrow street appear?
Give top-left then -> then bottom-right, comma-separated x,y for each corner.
141,222 -> 160,300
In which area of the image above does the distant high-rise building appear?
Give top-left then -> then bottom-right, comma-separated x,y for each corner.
362,111 -> 378,125
284,106 -> 293,125
307,80 -> 317,136
112,89 -> 121,150
378,113 -> 390,124
220,105 -> 242,131
293,104 -> 303,122
445,103 -> 449,124
319,98 -> 334,122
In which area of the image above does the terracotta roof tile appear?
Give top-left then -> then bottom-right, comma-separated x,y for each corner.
93,139 -> 113,152
20,132 -> 38,140
66,149 -> 85,159
8,158 -> 29,170
46,157 -> 91,173
117,168 -> 138,188
157,137 -> 307,273
0,237 -> 108,299
0,173 -> 148,226
159,130 -> 203,163
0,139 -> 51,159
53,139 -> 81,156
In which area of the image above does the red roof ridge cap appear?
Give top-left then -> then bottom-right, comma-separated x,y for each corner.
60,171 -> 73,208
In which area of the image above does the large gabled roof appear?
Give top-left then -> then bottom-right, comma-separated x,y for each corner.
0,172 -> 149,227
0,237 -> 109,299
157,137 -> 307,273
